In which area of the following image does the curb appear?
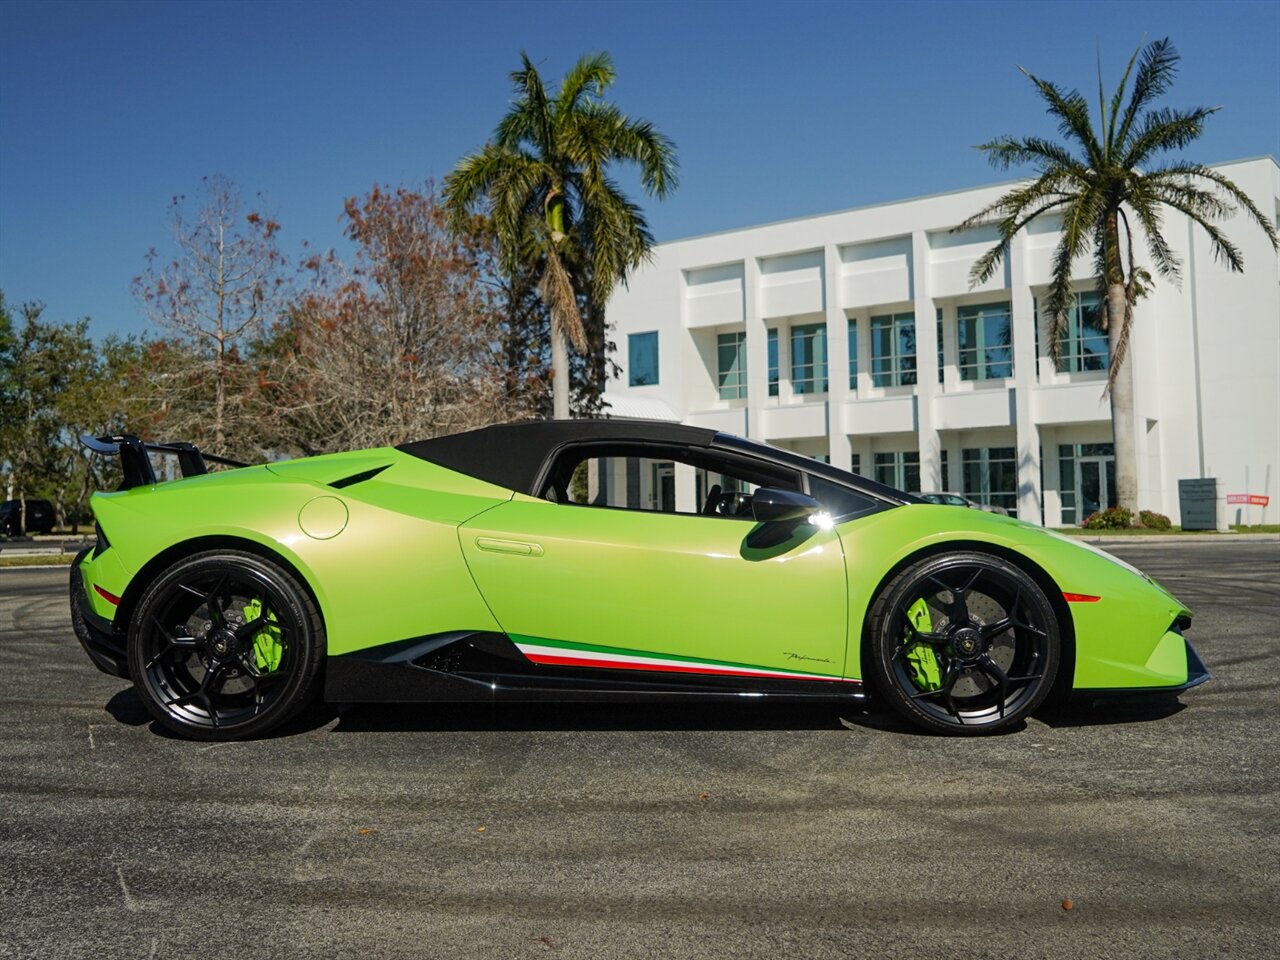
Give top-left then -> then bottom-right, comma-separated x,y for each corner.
1075,534 -> 1280,545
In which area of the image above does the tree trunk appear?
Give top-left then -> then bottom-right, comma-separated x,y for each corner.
1106,280 -> 1138,515
551,320 -> 570,420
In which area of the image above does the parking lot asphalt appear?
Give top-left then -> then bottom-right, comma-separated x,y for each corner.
1,541 -> 1277,959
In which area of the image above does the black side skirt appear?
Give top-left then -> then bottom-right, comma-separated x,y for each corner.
325,632 -> 866,704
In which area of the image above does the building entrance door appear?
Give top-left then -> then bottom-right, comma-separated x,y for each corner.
1078,455 -> 1117,518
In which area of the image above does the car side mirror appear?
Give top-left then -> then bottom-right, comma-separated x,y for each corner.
751,487 -> 820,524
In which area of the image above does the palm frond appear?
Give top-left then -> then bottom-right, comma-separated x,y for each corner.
961,169 -> 1085,285
976,135 -> 1089,176
1122,105 -> 1219,167
442,147 -> 506,227
556,52 -> 615,117
499,52 -> 554,152
1152,192 -> 1248,271
1018,67 -> 1103,166
580,175 -> 653,302
567,103 -> 679,198
1104,44 -> 1142,154
539,246 -> 587,351
1043,186 -> 1105,366
1114,38 -> 1180,151
1124,189 -> 1181,282
1147,163 -> 1280,252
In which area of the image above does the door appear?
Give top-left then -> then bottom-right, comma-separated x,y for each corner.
458,448 -> 850,683
1078,456 -> 1116,518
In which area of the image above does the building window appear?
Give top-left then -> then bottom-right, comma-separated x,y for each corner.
870,312 -> 916,387
874,450 -> 920,492
716,331 -> 747,400
941,449 -> 949,491
958,303 -> 1013,381
1058,291 -> 1109,372
936,309 -> 944,384
790,323 -> 828,394
848,318 -> 858,389
961,446 -> 1017,516
628,331 -> 659,386
767,328 -> 779,397
850,452 -> 861,476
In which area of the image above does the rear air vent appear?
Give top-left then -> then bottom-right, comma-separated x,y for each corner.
92,522 -> 110,559
329,465 -> 390,489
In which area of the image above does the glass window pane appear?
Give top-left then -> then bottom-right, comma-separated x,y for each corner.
958,303 -> 1012,381
628,331 -> 659,386
848,318 -> 858,389
716,331 -> 746,400
767,329 -> 779,397
790,323 -> 828,394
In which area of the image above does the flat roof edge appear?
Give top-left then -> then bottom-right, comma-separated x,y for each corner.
657,155 -> 1278,248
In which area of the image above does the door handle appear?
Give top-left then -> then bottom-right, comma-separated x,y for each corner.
475,537 -> 544,557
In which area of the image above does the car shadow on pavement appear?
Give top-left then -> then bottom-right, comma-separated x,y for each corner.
105,687 -> 153,727
329,700 -> 861,733
103,686 -> 1188,739
1036,695 -> 1187,728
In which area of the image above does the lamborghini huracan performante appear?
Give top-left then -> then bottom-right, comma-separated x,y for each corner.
70,421 -> 1208,740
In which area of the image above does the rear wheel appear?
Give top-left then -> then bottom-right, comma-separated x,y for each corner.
867,552 -> 1059,735
127,550 -> 325,741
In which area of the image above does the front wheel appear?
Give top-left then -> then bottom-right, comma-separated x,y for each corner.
867,552 -> 1059,735
127,550 -> 325,741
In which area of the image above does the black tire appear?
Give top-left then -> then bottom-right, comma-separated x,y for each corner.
127,550 -> 325,741
867,551 -> 1059,735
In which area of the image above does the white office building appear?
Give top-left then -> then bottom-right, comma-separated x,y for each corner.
602,156 -> 1280,527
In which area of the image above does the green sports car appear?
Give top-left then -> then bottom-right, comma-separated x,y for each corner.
70,420 -> 1208,740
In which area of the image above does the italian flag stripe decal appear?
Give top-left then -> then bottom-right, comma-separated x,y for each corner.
512,636 -> 857,684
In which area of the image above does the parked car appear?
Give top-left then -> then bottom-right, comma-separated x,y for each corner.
72,424 -> 1206,741
0,499 -> 56,536
919,492 -> 1009,516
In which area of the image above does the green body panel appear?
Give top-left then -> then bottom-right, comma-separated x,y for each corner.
81,450 -> 509,656
459,498 -> 848,677
76,443 -> 1195,693
833,505 -> 1192,688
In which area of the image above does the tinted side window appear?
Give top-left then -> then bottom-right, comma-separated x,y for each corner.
544,444 -> 799,519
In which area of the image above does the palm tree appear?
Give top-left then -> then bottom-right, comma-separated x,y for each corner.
444,52 -> 677,420
961,38 -> 1277,516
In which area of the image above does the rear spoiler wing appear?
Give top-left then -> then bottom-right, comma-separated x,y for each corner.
80,434 -> 248,490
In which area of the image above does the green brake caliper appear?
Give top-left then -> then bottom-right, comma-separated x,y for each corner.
904,598 -> 942,692
242,599 -> 283,672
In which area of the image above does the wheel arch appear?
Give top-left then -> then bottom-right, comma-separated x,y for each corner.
115,535 -> 326,640
857,538 -> 1076,703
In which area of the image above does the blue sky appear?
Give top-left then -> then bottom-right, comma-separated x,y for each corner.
2,0 -> 1277,339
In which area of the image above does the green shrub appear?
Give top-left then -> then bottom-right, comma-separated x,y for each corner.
1082,507 -> 1133,529
1138,509 -> 1172,530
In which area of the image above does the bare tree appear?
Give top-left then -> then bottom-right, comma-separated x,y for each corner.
260,184 -> 525,454
133,175 -> 286,452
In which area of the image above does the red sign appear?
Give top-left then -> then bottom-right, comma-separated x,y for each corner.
1227,494 -> 1270,506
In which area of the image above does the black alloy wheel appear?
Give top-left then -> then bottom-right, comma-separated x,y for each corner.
127,550 -> 325,740
868,552 -> 1059,735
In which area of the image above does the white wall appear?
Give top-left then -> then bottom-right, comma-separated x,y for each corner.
605,157 -> 1280,526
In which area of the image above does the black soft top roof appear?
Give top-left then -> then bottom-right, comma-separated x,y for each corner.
397,419 -> 717,494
